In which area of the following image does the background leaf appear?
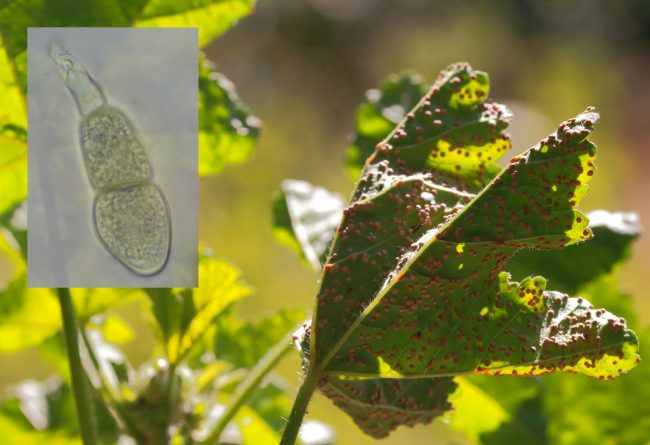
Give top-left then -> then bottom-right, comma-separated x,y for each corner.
0,378 -> 119,444
346,72 -> 428,178
272,180 -> 345,271
0,38 -> 27,219
199,56 -> 261,176
134,0 -> 256,47
146,256 -> 252,364
0,274 -> 60,353
215,307 -> 306,368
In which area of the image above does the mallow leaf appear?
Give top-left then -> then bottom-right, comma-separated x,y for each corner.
0,39 -> 27,219
0,0 -> 256,91
272,180 -> 345,271
0,239 -> 60,352
302,63 -> 638,437
0,2 -> 260,198
146,255 -> 251,364
134,0 -> 256,47
319,376 -> 456,438
199,56 -> 261,176
346,72 -> 428,178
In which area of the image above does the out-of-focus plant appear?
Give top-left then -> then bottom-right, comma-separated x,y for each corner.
0,2 -> 334,445
273,66 -> 646,444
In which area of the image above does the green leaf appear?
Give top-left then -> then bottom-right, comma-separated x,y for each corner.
448,376 -> 543,443
236,404 -> 280,445
319,376 -> 456,439
508,210 -> 640,294
346,72 -> 428,178
307,63 -> 638,436
0,39 -> 27,218
71,288 -> 144,322
0,2 -> 260,191
0,274 -> 60,353
215,307 -> 306,368
0,0 -> 255,90
272,180 -> 345,271
146,255 -> 251,364
199,56 -> 261,176
135,0 -> 256,47
0,378 -> 119,444
88,313 -> 134,345
480,395 -> 548,445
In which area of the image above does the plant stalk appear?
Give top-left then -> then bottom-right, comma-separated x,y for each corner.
79,327 -> 143,442
165,361 -> 179,443
56,288 -> 99,445
279,365 -> 320,445
200,336 -> 294,445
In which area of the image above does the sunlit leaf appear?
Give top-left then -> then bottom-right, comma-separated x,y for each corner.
0,39 -> 27,219
0,2 -> 260,194
236,404 -> 279,445
448,376 -> 542,443
199,56 -> 261,176
135,0 -> 256,47
0,0 -> 256,91
71,288 -> 144,322
0,274 -> 60,352
272,179 -> 345,271
304,63 -> 638,437
88,314 -> 134,345
147,256 -> 251,364
345,72 -> 427,178
245,379 -> 293,434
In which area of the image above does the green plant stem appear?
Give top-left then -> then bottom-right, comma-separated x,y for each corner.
79,327 -> 143,442
56,288 -> 99,445
280,365 -> 320,445
165,362 -> 178,442
200,336 -> 294,445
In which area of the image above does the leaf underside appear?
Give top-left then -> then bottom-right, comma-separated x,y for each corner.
302,63 -> 639,437
320,376 -> 457,438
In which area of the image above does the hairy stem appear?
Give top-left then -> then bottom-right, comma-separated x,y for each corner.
200,335 -> 294,445
57,288 -> 99,445
280,365 -> 320,445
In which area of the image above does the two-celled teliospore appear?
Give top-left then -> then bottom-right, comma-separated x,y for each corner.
50,43 -> 171,276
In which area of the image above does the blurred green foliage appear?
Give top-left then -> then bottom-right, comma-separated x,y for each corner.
0,1 -> 311,444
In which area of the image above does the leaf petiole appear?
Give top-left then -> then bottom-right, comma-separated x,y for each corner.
56,288 -> 99,445
200,328 -> 295,445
